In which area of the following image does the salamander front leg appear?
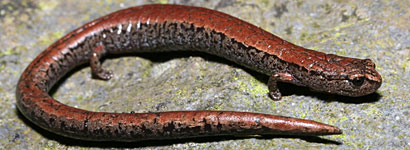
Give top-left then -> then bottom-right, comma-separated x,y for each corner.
268,72 -> 300,100
90,44 -> 113,80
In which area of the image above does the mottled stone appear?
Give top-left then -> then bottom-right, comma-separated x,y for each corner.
1,0 -> 409,149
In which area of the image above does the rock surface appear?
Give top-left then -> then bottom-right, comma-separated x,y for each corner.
0,0 -> 409,149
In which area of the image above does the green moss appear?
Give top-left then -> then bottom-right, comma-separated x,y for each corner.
38,31 -> 65,46
311,22 -> 321,28
236,76 -> 268,99
356,140 -> 365,149
269,101 -> 277,110
243,98 -> 251,106
176,89 -> 183,96
340,116 -> 349,122
299,32 -> 308,41
249,78 -> 269,96
38,1 -> 58,11
256,0 -> 271,6
232,76 -> 239,81
401,58 -> 410,70
157,0 -> 168,4
137,58 -> 152,78
391,84 -> 397,90
75,95 -> 87,104
0,64 -> 6,71
300,32 -> 317,42
333,133 -> 346,140
0,48 -> 15,57
365,106 -> 382,117
210,102 -> 224,110
336,49 -> 347,56
300,112 -> 306,119
195,87 -> 202,93
1,45 -> 25,58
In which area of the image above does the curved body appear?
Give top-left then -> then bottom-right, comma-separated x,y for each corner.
16,4 -> 381,141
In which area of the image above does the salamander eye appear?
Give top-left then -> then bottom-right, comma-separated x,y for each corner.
351,77 -> 365,86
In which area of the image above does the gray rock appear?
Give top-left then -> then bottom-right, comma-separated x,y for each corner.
1,0 -> 408,149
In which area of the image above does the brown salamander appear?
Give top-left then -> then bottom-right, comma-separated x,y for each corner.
16,4 -> 381,141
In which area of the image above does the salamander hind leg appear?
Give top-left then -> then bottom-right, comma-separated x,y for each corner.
268,72 -> 299,100
90,44 -> 114,80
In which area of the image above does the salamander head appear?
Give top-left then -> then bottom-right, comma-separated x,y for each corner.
308,58 -> 382,97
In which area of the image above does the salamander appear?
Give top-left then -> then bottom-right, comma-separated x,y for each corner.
16,4 -> 382,141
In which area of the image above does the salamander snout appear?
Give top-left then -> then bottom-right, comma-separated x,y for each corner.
341,59 -> 382,97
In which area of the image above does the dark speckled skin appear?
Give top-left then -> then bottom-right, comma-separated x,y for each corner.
16,4 -> 381,141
